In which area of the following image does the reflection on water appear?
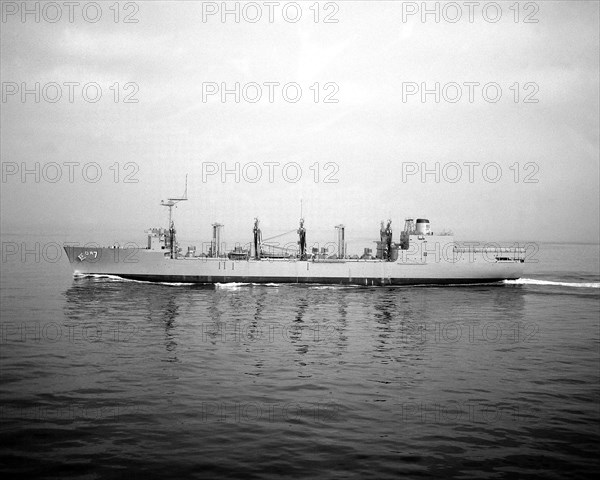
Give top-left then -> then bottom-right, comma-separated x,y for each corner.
50,280 -> 600,479
63,279 -> 196,363
292,294 -> 309,361
374,294 -> 394,357
62,280 -> 530,366
157,296 -> 179,360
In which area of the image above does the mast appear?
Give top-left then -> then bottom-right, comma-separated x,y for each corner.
253,218 -> 262,260
160,175 -> 188,258
161,175 -> 188,227
297,218 -> 306,259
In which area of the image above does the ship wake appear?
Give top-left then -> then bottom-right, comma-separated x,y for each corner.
73,273 -> 194,286
504,278 -> 600,289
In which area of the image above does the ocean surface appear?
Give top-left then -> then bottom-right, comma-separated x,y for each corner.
1,234 -> 599,479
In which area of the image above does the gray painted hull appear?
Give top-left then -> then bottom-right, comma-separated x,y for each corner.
64,246 -> 523,286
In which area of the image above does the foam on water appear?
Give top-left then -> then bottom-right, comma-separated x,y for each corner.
73,274 -> 599,289
74,273 -> 194,287
505,278 -> 600,289
215,282 -> 252,289
74,273 -> 130,282
309,285 -> 361,290
216,282 -> 283,288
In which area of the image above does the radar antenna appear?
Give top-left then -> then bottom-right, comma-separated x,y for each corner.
161,175 -> 188,226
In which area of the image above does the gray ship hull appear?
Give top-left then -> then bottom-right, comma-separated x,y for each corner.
64,246 -> 523,286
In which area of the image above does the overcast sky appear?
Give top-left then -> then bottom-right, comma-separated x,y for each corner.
1,0 -> 598,250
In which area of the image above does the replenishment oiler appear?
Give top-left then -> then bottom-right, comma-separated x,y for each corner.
64,182 -> 525,285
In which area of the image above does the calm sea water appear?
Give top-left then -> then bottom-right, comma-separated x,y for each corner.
1,234 -> 599,479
